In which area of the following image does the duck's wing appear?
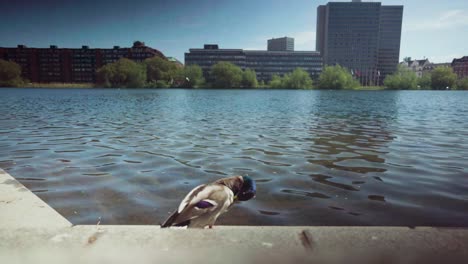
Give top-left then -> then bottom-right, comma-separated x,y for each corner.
161,184 -> 232,228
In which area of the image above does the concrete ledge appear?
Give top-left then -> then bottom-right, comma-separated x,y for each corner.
0,168 -> 71,228
1,226 -> 467,263
1,168 -> 468,263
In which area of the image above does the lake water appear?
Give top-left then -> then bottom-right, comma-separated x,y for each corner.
0,88 -> 467,226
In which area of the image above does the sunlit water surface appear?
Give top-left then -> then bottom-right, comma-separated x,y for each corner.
0,88 -> 467,226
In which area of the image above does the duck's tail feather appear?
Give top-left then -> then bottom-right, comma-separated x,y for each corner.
174,220 -> 191,227
161,211 -> 179,228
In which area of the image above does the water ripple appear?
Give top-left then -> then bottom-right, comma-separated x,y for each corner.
281,189 -> 331,199
1,89 -> 467,226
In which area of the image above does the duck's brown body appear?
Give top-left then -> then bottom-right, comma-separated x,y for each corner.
161,176 -> 244,228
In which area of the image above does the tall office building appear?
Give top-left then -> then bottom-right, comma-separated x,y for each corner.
267,37 -> 294,51
316,1 -> 403,85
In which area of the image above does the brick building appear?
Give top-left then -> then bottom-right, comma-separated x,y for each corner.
452,56 -> 468,79
0,41 -> 165,83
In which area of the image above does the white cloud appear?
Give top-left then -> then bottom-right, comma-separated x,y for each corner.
244,46 -> 264,50
428,54 -> 461,63
405,9 -> 468,32
292,31 -> 316,50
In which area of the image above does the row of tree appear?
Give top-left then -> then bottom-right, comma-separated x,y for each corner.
97,59 -> 315,89
2,57 -> 468,90
94,59 -> 468,90
210,62 -> 258,88
383,65 -> 468,90
0,56 -> 357,89
96,57 -> 205,88
269,68 -> 313,89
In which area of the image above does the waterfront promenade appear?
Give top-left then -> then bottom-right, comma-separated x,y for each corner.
1,168 -> 467,264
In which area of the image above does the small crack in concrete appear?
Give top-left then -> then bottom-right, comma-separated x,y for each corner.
299,230 -> 314,252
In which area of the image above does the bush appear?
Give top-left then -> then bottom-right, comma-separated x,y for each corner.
282,68 -> 313,89
383,65 -> 418,90
318,65 -> 359,89
268,74 -> 283,89
210,62 -> 243,88
267,68 -> 313,89
418,73 -> 432,89
257,80 -> 266,88
96,58 -> 146,88
0,59 -> 24,87
144,57 -> 180,84
431,66 -> 457,90
241,69 -> 258,88
181,65 -> 205,88
145,80 -> 170,88
457,77 -> 468,90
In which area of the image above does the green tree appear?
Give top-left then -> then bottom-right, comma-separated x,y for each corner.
181,65 -> 205,88
258,80 -> 266,88
456,77 -> 468,90
318,65 -> 359,89
144,57 -> 179,85
210,62 -> 243,88
282,68 -> 313,89
241,69 -> 258,88
0,59 -> 24,87
96,58 -> 146,88
418,73 -> 432,89
96,64 -> 114,87
383,64 -> 418,90
268,74 -> 283,89
431,66 -> 457,90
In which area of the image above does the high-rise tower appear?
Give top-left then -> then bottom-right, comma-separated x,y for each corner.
316,1 -> 403,85
268,37 -> 294,52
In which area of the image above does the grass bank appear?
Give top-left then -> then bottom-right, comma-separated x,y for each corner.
22,82 -> 95,88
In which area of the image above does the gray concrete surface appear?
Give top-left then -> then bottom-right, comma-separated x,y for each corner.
1,168 -> 468,264
0,168 -> 71,228
1,225 -> 468,263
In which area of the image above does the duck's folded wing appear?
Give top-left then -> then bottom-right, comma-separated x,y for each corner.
161,184 -> 231,227
161,184 -> 208,227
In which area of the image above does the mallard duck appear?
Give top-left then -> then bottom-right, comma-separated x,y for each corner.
161,175 -> 256,228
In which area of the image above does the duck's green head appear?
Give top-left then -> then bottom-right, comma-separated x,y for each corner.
237,176 -> 256,201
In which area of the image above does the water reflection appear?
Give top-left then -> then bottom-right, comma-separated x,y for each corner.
263,91 -> 400,225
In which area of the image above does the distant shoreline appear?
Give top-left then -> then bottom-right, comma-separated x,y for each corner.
1,84 -> 449,90
21,82 -> 95,88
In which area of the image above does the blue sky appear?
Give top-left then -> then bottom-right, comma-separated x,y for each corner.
1,0 -> 467,63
